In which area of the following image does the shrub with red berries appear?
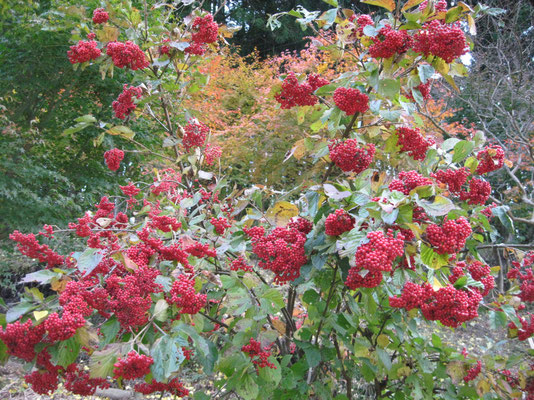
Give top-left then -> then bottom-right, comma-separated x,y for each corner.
183,120 -> 209,152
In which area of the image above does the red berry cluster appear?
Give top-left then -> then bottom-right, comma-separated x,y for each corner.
160,37 -> 170,55
481,202 -> 497,219
0,320 -> 45,362
328,139 -> 375,173
507,252 -> 534,303
169,274 -> 207,314
112,84 -> 142,120
92,8 -> 109,24
184,241 -> 217,258
211,217 -> 231,234
325,209 -> 355,236
390,282 -> 482,327
150,168 -> 182,197
345,230 -> 404,290
230,256 -> 253,272
120,182 -> 141,208
106,41 -> 149,70
459,178 -> 491,205
241,338 -> 276,369
509,314 -> 534,341
150,215 -> 182,232
64,364 -> 109,395
426,217 -> 472,254
413,20 -> 467,63
183,120 -> 209,151
185,14 -> 219,56
432,167 -> 470,194
44,311 -> 85,341
389,170 -> 432,195
464,361 -> 482,382
418,0 -> 448,12
369,25 -> 412,59
275,72 -> 329,109
104,148 -> 124,171
9,231 -> 65,268
135,378 -> 189,397
113,351 -> 154,380
406,81 -> 432,101
450,261 -> 495,296
476,145 -> 505,174
67,40 -> 101,64
204,143 -> 222,165
244,225 -> 308,284
395,127 -> 435,161
356,14 -> 374,35
288,217 -> 313,235
24,370 -> 59,395
332,87 -> 369,115
106,267 -> 163,329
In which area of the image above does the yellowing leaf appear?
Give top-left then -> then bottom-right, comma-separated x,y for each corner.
272,318 -> 286,335
401,0 -> 425,11
361,0 -> 396,12
33,310 -> 48,323
432,278 -> 443,290
97,26 -> 120,43
467,14 -> 477,35
447,361 -> 466,384
292,139 -> 307,160
376,334 -> 390,348
266,201 -> 299,227
476,379 -> 491,396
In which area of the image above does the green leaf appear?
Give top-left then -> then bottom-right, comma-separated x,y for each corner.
74,114 -> 97,123
107,125 -> 136,140
89,343 -> 126,378
378,78 -> 401,99
0,337 -> 8,364
317,8 -> 338,30
73,248 -> 104,277
304,346 -> 321,368
492,206 -> 514,233
6,302 -> 36,323
151,335 -> 185,382
49,335 -> 81,368
452,140 -> 475,163
21,269 -> 60,284
153,299 -> 169,322
322,0 -> 338,6
258,359 -> 281,385
445,6 -> 463,23
501,304 -> 521,328
416,195 -> 457,217
376,348 -> 392,371
417,64 -> 435,84
99,318 -> 120,346
236,373 -> 259,400
441,138 -> 461,152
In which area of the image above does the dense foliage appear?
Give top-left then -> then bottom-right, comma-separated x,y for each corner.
1,1 -> 534,400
